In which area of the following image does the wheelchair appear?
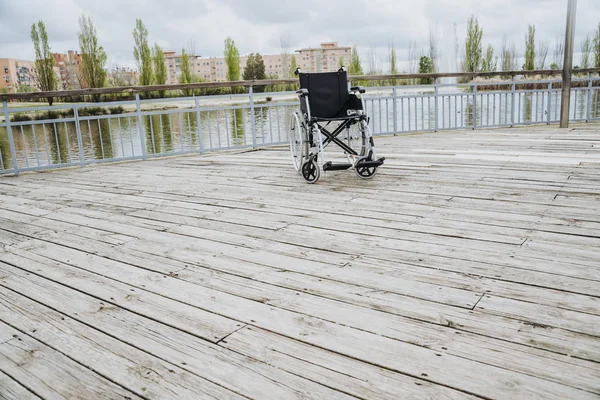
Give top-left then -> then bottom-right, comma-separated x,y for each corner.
288,67 -> 384,183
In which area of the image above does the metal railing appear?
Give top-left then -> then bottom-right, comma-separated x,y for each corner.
1,73 -> 600,175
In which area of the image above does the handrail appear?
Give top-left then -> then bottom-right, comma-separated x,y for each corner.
1,68 -> 600,102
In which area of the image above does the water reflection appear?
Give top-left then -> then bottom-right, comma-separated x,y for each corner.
145,115 -> 162,154
0,127 -> 11,169
524,94 -> 532,123
465,103 -> 474,127
253,106 -> 270,144
231,108 -> 245,146
88,119 -> 114,160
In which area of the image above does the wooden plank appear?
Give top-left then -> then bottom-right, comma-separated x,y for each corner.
10,228 -> 600,364
475,295 -> 600,337
1,250 -> 595,399
219,326 -> 478,400
0,217 -> 481,309
0,322 -> 142,400
0,285 -> 244,400
10,192 -> 591,298
0,370 -> 40,400
0,266 -> 361,400
0,250 -> 239,343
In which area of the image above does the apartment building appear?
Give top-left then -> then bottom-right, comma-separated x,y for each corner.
53,50 -> 84,89
0,58 -> 37,93
165,51 -> 281,84
296,42 -> 351,73
163,42 -> 351,84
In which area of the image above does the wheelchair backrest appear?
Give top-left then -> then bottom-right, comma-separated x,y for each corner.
299,71 -> 349,119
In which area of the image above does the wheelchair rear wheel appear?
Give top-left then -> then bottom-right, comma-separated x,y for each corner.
288,113 -> 307,172
342,123 -> 365,156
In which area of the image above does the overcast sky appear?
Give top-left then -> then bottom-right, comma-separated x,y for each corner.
0,0 -> 599,72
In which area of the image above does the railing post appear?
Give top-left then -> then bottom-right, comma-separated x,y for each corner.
392,87 -> 398,135
249,85 -> 257,149
195,97 -> 203,153
510,75 -> 516,127
472,83 -> 477,129
2,100 -> 19,176
73,106 -> 86,166
586,72 -> 593,122
135,93 -> 147,159
433,78 -> 439,132
547,82 -> 553,125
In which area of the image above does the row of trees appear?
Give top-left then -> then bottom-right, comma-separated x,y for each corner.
24,15 -> 600,100
29,17 -> 108,104
461,17 -> 600,76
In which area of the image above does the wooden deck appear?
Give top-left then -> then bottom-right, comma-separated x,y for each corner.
0,124 -> 599,399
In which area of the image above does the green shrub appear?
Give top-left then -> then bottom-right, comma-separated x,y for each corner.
59,109 -> 75,118
10,113 -> 32,122
78,107 -> 108,117
44,110 -> 60,120
108,106 -> 124,115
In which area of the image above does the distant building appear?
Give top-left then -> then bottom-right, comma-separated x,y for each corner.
53,50 -> 84,89
0,58 -> 38,93
163,42 -> 351,84
295,42 -> 351,73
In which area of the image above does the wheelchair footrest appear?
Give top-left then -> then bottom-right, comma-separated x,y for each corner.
356,157 -> 385,168
323,161 -> 353,171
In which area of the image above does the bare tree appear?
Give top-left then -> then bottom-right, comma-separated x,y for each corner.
108,68 -> 126,87
552,37 -> 564,69
184,39 -> 197,83
501,35 -> 518,72
280,34 -> 291,78
408,40 -> 418,84
367,47 -> 378,75
108,66 -> 137,87
64,63 -> 83,89
536,40 -> 549,70
454,22 -> 459,69
581,34 -> 592,68
429,23 -> 439,72
387,40 -> 398,86
188,38 -> 196,56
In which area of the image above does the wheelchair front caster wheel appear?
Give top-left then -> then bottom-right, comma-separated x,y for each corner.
301,159 -> 320,184
355,164 -> 377,179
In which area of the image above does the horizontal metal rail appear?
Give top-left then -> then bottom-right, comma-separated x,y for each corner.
1,75 -> 599,175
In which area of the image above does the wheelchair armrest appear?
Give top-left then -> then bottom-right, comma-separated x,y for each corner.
351,86 -> 366,94
296,88 -> 309,96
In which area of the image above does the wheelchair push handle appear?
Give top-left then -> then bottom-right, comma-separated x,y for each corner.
351,86 -> 366,94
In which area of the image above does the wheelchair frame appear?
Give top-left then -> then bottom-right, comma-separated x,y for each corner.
288,68 -> 385,183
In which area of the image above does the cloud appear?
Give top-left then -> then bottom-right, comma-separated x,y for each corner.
0,0 -> 598,72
